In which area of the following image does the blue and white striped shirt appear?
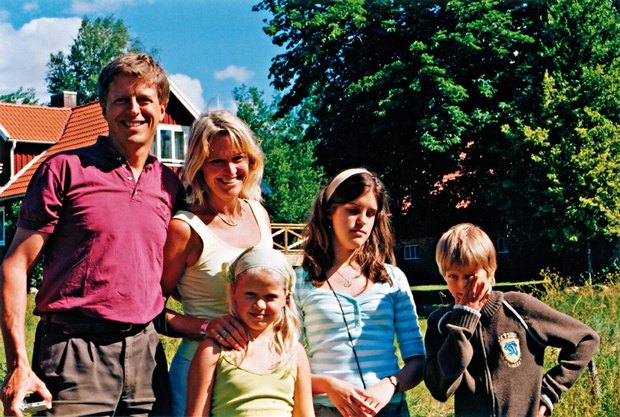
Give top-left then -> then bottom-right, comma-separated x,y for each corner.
294,264 -> 425,407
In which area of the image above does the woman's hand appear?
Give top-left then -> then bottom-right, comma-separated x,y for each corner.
204,314 -> 248,350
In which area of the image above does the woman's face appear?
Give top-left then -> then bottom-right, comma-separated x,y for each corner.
202,133 -> 250,202
329,189 -> 378,255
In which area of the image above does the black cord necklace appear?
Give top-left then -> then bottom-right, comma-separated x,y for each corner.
326,279 -> 367,389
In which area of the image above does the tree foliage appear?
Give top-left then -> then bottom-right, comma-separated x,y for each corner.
0,87 -> 40,105
45,16 -> 147,105
255,0 -> 620,269
233,86 -> 324,223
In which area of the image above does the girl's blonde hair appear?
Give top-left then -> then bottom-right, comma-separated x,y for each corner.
183,110 -> 264,206
303,168 -> 395,285
226,247 -> 299,372
435,223 -> 497,284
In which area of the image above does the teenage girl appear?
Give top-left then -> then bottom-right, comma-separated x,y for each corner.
297,168 -> 425,417
186,246 -> 315,417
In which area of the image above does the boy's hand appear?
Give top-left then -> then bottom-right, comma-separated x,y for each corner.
537,403 -> 550,417
458,274 -> 491,311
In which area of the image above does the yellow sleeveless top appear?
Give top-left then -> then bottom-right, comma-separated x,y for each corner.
210,353 -> 296,417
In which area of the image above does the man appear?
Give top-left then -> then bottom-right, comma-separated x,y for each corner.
0,53 -> 185,416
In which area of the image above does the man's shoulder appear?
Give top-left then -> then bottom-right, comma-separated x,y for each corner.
39,142 -> 100,169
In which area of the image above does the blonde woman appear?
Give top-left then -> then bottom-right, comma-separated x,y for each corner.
161,110 -> 273,416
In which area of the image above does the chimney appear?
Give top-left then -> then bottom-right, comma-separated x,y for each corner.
50,91 -> 77,108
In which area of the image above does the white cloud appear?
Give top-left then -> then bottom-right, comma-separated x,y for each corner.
169,73 -> 206,112
70,0 -> 153,14
0,17 -> 81,101
214,65 -> 255,83
22,2 -> 40,13
0,9 -> 10,22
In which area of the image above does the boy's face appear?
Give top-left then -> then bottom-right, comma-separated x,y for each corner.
443,265 -> 491,305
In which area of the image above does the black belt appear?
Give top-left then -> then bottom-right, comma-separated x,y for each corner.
40,313 -> 149,335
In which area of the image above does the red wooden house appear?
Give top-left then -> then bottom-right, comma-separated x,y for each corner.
0,84 -> 199,251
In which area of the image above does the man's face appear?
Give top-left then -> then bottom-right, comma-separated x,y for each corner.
103,74 -> 166,153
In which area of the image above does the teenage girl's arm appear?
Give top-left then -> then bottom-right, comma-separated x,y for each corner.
186,338 -> 220,417
292,344 -> 315,417
364,355 -> 425,414
160,218 -> 247,349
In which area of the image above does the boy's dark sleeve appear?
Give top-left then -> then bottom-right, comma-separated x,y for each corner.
513,294 -> 600,408
423,306 -> 479,402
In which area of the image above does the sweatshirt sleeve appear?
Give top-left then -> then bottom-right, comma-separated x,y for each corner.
510,293 -> 600,406
423,306 -> 480,402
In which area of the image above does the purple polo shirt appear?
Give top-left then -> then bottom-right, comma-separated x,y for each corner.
19,136 -> 184,324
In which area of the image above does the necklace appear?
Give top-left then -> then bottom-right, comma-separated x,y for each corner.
207,203 -> 243,227
335,266 -> 362,288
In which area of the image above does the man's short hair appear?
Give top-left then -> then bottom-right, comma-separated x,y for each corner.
98,52 -> 170,109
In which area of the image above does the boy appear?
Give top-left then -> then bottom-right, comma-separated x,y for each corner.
424,223 -> 599,417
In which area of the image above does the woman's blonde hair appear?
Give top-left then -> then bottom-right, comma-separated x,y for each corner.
435,223 -> 497,284
227,247 -> 300,373
302,168 -> 396,285
183,110 -> 264,206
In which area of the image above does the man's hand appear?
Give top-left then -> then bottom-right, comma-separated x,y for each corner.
1,366 -> 52,416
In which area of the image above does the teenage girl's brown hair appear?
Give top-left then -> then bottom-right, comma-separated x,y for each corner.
302,168 -> 395,285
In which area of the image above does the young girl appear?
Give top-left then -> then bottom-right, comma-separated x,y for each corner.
297,168 -> 425,417
186,246 -> 315,417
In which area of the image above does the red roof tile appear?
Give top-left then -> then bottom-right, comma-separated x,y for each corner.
0,103 -> 71,143
0,102 -> 108,200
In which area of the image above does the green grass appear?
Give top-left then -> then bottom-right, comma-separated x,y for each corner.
2,281 -> 618,416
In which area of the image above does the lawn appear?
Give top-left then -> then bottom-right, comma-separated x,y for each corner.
1,280 -> 618,416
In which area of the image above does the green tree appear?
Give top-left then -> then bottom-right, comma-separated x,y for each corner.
233,86 -> 323,223
498,0 -> 620,256
254,0 -> 539,233
45,15 -> 147,105
3,202 -> 43,288
0,87 -> 40,105
255,0 -> 620,272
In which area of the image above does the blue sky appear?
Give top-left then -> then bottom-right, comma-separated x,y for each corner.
0,0 -> 282,111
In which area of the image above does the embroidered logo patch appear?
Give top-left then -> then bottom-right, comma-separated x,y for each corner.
498,332 -> 521,367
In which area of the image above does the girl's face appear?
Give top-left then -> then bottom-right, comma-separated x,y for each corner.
202,133 -> 250,202
232,269 -> 288,334
329,189 -> 378,255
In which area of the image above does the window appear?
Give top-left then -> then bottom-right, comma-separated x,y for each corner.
0,206 -> 5,247
403,244 -> 420,261
496,237 -> 509,254
152,124 -> 189,166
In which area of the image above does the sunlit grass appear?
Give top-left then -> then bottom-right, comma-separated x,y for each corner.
2,280 -> 618,416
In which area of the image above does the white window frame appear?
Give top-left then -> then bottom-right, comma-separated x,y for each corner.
0,206 -> 5,247
496,237 -> 509,254
152,124 -> 189,167
403,244 -> 420,261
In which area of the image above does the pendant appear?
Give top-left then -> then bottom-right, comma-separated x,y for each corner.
343,279 -> 352,288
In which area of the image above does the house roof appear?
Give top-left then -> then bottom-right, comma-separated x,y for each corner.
0,101 -> 108,200
0,80 -> 199,202
0,103 -> 72,143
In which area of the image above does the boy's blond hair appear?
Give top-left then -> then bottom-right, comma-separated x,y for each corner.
435,223 -> 497,284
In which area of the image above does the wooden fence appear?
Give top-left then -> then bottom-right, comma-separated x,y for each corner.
271,223 -> 305,266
